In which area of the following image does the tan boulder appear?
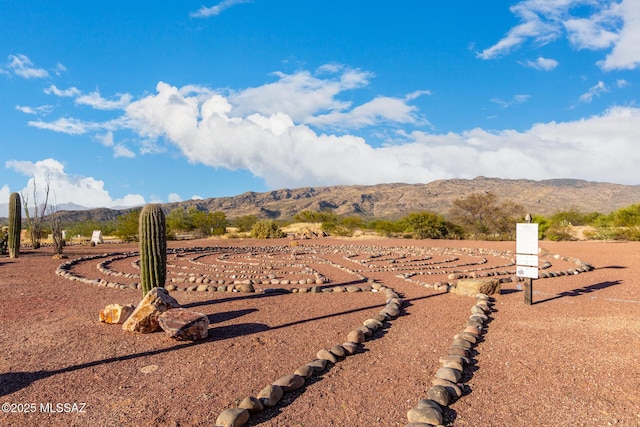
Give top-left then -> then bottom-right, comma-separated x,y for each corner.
99,303 -> 135,324
450,278 -> 501,297
122,287 -> 180,333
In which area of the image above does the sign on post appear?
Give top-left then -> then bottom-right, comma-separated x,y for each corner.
91,230 -> 103,244
516,218 -> 538,305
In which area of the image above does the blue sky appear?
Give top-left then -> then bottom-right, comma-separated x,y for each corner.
1,0 -> 639,210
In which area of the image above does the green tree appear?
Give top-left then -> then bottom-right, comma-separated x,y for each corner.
114,209 -> 141,242
449,192 -> 524,240
400,212 -> 455,239
233,215 -> 258,232
250,220 -> 285,238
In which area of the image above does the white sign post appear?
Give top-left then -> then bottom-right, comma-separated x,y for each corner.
91,230 -> 103,245
516,216 -> 538,305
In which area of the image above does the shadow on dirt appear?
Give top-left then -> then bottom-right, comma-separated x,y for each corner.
1,298 -> 395,396
534,280 -> 622,305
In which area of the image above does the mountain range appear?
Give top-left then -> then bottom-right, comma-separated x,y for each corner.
2,177 -> 639,224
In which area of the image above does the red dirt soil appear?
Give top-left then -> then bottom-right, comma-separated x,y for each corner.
0,237 -> 638,426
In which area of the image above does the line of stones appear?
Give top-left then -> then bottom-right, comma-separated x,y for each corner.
404,293 -> 494,426
213,282 -> 404,427
397,251 -> 594,290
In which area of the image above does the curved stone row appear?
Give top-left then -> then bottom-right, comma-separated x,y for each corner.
214,283 -> 404,427
398,250 -> 594,290
404,293 -> 494,427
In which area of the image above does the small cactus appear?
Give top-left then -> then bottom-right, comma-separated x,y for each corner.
8,192 -> 21,258
139,204 -> 167,296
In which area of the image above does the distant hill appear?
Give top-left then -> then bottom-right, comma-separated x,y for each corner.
9,177 -> 636,225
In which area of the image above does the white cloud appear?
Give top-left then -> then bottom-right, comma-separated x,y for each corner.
305,96 -> 424,129
229,67 -> 373,122
15,104 -> 53,115
522,56 -> 559,70
168,193 -> 182,203
5,158 -> 145,208
6,54 -> 49,79
44,85 -> 81,97
616,79 -> 629,87
579,81 -> 608,103
0,184 -> 11,203
122,80 -> 640,187
479,0 -> 640,70
598,0 -> 640,70
95,132 -> 136,158
28,117 -> 96,135
75,90 -> 132,110
491,94 -> 531,108
191,195 -> 203,200
191,0 -> 252,18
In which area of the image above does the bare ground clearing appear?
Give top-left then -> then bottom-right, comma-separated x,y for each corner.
0,237 -> 638,427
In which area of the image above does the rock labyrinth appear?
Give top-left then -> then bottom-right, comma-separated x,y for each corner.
55,243 -> 594,426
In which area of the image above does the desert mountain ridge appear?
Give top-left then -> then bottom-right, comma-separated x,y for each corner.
2,177 -> 640,224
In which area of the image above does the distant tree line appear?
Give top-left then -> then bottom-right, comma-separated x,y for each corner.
7,192 -> 640,243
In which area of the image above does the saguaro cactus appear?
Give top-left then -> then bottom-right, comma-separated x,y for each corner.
8,192 -> 21,258
139,204 -> 167,296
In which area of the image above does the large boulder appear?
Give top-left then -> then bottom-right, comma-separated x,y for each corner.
158,308 -> 209,341
450,278 -> 501,297
122,288 -> 180,333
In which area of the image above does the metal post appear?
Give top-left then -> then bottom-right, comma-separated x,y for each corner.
524,213 -> 533,305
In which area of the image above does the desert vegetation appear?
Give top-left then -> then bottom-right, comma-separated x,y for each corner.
3,191 -> 640,247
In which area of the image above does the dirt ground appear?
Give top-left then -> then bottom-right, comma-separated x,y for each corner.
0,237 -> 638,427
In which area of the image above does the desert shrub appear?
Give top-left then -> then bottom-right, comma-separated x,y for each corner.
366,219 -> 405,237
250,220 -> 285,239
449,192 -> 524,240
166,207 -> 227,238
67,220 -> 116,238
114,209 -> 141,242
233,215 -> 259,232
399,212 -> 456,239
294,210 -> 337,223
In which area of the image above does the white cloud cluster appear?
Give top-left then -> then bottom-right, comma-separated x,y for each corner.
5,158 -> 145,208
122,79 -> 640,187
5,54 -> 49,79
522,56 -> 559,70
479,0 -> 640,70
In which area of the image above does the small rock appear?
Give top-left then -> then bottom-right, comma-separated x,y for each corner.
99,303 -> 135,324
427,385 -> 451,406
407,406 -> 443,426
306,359 -> 328,373
316,349 -> 338,363
273,374 -> 305,392
215,407 -> 250,427
346,329 -> 365,344
294,364 -> 314,379
329,345 -> 346,359
257,384 -> 283,407
435,367 -> 461,383
238,396 -> 263,413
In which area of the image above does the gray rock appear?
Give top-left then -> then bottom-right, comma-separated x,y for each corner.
273,374 -> 305,392
435,367 -> 461,383
407,406 -> 443,425
427,385 -> 451,406
215,407 -> 250,427
238,396 -> 263,413
257,384 -> 283,407
316,348 -> 338,363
